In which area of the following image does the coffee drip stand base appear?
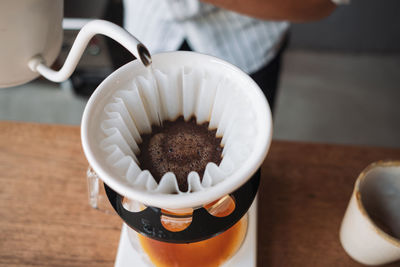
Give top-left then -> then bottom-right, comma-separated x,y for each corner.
114,198 -> 258,267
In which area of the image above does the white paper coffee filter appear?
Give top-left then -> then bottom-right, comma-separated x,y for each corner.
81,51 -> 272,209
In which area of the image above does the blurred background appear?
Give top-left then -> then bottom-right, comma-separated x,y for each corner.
1,0 -> 399,148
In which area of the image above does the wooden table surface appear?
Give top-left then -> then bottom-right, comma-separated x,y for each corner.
1,121 -> 400,267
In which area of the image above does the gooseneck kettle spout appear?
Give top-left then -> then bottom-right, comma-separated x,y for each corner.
28,20 -> 152,83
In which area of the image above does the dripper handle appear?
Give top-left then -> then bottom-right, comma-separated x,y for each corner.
28,19 -> 151,82
86,167 -> 114,214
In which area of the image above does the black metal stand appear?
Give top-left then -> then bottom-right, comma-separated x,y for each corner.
104,170 -> 260,243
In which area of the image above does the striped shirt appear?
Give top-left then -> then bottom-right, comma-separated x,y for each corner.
123,0 -> 289,74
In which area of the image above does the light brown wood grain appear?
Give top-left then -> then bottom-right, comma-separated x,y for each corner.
0,122 -> 120,267
1,121 -> 399,266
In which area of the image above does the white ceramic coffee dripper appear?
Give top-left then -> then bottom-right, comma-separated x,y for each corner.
81,51 -> 272,210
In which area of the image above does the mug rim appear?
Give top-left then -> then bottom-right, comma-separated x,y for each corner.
354,160 -> 400,247
81,51 -> 272,209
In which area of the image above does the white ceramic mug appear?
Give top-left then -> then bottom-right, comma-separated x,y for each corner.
340,161 -> 400,265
